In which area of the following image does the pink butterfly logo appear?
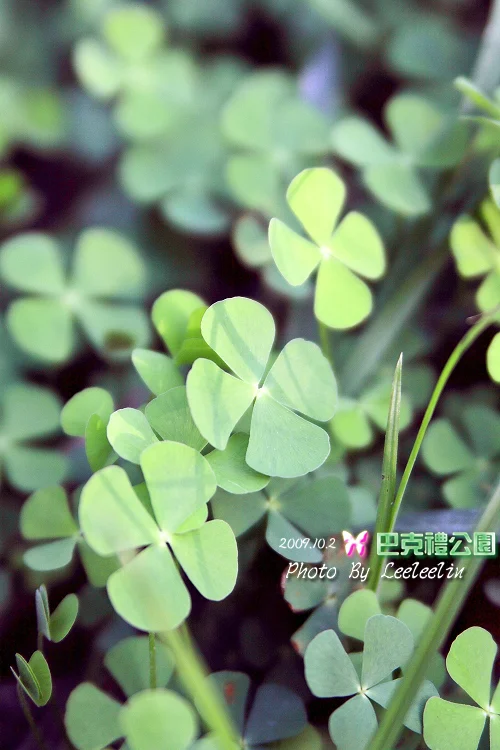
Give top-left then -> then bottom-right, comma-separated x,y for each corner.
342,530 -> 370,558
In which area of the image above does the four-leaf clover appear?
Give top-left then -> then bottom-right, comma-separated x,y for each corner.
269,168 -> 385,329
186,296 -> 337,477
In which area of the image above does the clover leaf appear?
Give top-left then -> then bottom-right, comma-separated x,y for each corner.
0,76 -> 65,154
0,384 -> 67,492
305,615 -> 438,750
186,297 -> 337,477
424,627 -> 500,750
332,93 -> 467,215
212,474 -> 351,562
0,228 -> 149,363
61,386 -> 117,471
35,584 -> 79,643
269,168 -> 385,329
422,404 -> 500,507
79,443 -> 238,631
20,485 -> 119,586
11,650 -> 52,707
104,636 -> 174,698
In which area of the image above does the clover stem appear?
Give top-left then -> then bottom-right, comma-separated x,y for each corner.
16,684 -> 49,750
369,475 -> 500,750
318,322 -> 334,369
148,633 -> 157,689
160,623 -> 239,750
37,632 -> 44,655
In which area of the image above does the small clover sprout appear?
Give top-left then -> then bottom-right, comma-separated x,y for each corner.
269,168 -> 386,329
422,404 -> 500,508
0,228 -> 149,363
61,386 -> 117,472
0,384 -> 67,492
424,627 -> 500,750
79,443 -> 237,631
35,584 -> 79,643
11,650 -> 52,707
332,94 -> 467,215
305,615 -> 438,750
186,296 -> 337,477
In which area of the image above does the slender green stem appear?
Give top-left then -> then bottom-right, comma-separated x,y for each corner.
37,632 -> 44,655
370,476 -> 500,750
17,684 -> 49,750
160,624 -> 239,750
318,322 -> 334,369
148,633 -> 157,689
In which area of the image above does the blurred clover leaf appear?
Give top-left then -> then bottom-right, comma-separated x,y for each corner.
35,584 -> 79,643
0,76 -> 66,154
0,167 -> 38,228
0,228 -> 149,363
79,442 -> 237,631
424,627 -> 500,750
269,168 -> 385,329
186,296 -> 337,477
61,386 -> 117,472
422,404 -> 500,508
65,683 -> 197,750
332,94 -> 467,216
209,671 -> 319,749
305,615 -> 438,750
222,70 -> 330,216
21,485 -> 119,586
11,650 -> 52,707
0,383 -> 67,492
212,474 -> 351,562
105,636 -> 174,698
151,289 -> 216,366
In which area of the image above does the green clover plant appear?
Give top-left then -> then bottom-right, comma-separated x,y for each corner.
331,93 -> 467,215
424,627 -> 500,750
186,296 -> 337,477
60,386 -> 117,471
11,650 -> 52,707
0,384 -> 67,492
0,228 -> 149,363
269,168 -> 386,329
35,584 -> 79,644
304,614 -> 438,750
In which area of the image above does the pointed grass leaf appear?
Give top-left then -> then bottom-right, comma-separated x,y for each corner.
105,637 -> 174,697
152,290 -> 206,357
268,218 -> 321,286
314,255 -> 373,329
245,684 -> 307,745
170,519 -> 238,600
424,698 -> 486,750
132,349 -> 183,395
0,233 -> 65,294
85,413 -> 117,472
65,683 -> 122,750
49,593 -> 79,642
186,358 -> 255,450
338,590 -> 381,641
368,678 -> 438,733
206,433 -> 270,494
328,693 -> 377,750
446,627 -> 497,710
21,485 -> 77,539
7,297 -> 73,362
13,651 -> 52,707
79,466 -> 160,555
23,538 -> 77,571
140,441 -> 216,533
305,630 -> 360,697
145,387 -> 207,451
107,408 -> 158,464
246,393 -> 330,477
211,489 -> 268,537
61,387 -> 114,437
120,689 -> 198,750
200,297 -> 275,384
108,545 -> 190,631
487,333 -> 500,383
263,339 -> 337,421
361,615 -> 414,689
286,168 -> 345,246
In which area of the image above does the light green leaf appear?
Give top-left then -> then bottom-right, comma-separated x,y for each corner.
364,163 -> 430,216
13,651 -> 52,707
5,446 -> 67,492
268,219 -> 321,286
132,349 -> 183,395
280,476 -> 351,539
145,387 -> 206,451
286,168 -> 345,246
266,511 -> 323,563
476,270 -> 500,313
338,590 -> 381,641
171,519 -> 238,600
361,615 -> 414,689
2,383 -> 62,440
329,212 -> 385,280
201,298 -> 275,384
331,117 -> 397,166
65,683 -> 122,750
105,637 -> 174,697
108,545 -> 190,632
487,333 -> 500,383
85,413 -> 117,472
423,698 -> 486,750
206,434 -> 270,494
315,256 -> 373,329
447,627 -> 497,710
305,630 -> 360,697
61,387 -> 114,437
120,689 -> 197,750
141,441 -> 216,533
187,359 -> 255,450
103,6 -> 164,61
247,394 -> 330,477
450,216 -> 496,278
23,538 -> 77,571
0,233 -> 65,294
329,694 -> 377,750
79,466 -> 160,555
21,486 -> 77,539
331,405 -> 373,448
107,408 -> 158,464
245,683 -> 307,745
50,593 -> 79,642
73,39 -> 123,99
211,489 -> 268,537
77,300 -> 150,359
397,598 -> 432,643
263,338 -> 337,420
233,215 -> 272,269
422,419 -> 475,475
227,154 -> 281,214
152,289 -> 206,356
7,297 -> 73,362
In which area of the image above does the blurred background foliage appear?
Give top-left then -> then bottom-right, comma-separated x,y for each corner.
1,0 -> 500,748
